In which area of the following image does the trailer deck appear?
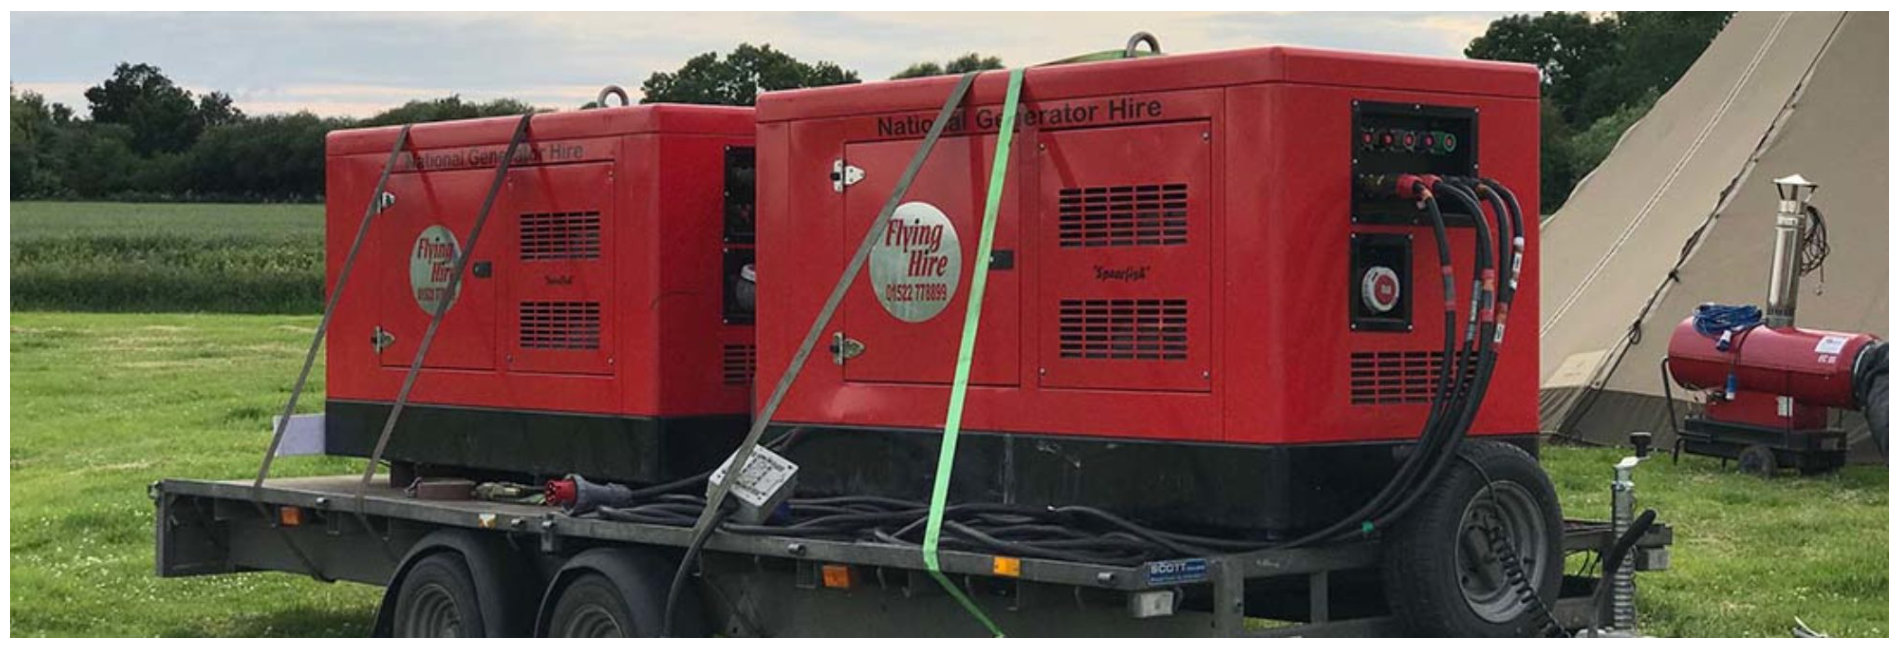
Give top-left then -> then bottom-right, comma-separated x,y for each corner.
156,475 -> 1672,637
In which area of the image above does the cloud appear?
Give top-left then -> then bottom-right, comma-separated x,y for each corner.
10,11 -> 1513,118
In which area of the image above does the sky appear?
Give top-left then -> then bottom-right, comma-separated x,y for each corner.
10,12 -> 1515,118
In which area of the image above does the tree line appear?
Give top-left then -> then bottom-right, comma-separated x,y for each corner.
1464,11 -> 1733,212
13,13 -> 1725,207
11,48 -> 989,202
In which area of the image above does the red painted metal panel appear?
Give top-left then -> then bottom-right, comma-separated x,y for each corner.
374,168 -> 501,372
501,163 -> 616,376
1036,121 -> 1212,392
839,134 -> 1022,386
757,48 -> 1541,446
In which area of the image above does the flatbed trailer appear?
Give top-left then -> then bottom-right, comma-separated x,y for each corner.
154,474 -> 1672,637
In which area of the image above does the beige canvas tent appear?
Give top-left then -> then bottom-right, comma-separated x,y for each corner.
1539,11 -> 1887,460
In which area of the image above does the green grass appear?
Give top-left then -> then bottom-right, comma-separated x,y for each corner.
10,312 -> 376,636
10,202 -> 324,313
8,312 -> 1888,636
1543,445 -> 1887,637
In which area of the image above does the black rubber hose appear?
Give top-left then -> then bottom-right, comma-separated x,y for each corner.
1855,341 -> 1888,455
1299,178 -> 1498,546
1361,181 -> 1502,533
1275,182 -> 1465,548
1586,509 -> 1659,635
662,504 -> 733,637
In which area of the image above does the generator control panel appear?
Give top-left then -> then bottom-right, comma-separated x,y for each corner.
1351,100 -> 1479,226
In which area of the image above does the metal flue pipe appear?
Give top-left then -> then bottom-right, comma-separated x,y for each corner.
1764,174 -> 1818,328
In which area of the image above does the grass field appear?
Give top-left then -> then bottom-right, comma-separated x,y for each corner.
11,202 -> 323,313
9,310 -> 1886,636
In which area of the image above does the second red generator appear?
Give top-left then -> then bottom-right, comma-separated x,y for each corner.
322,104 -> 758,483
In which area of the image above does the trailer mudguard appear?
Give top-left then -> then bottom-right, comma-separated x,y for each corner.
372,529 -> 536,637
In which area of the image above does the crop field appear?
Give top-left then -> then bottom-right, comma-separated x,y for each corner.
11,202 -> 324,314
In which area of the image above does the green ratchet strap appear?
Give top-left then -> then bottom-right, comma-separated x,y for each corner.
924,67 -> 1024,638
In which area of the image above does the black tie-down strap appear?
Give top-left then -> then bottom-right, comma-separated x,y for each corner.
348,113 -> 535,559
248,122 -> 412,581
679,71 -> 981,571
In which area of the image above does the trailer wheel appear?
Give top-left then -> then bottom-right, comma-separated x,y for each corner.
1738,444 -> 1778,478
548,573 -> 636,637
1383,440 -> 1563,637
536,548 -> 707,637
393,552 -> 487,637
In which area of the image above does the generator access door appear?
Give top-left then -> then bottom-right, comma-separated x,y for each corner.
376,168 -> 501,372
498,163 -> 616,375
839,134 -> 1022,386
1035,121 -> 1212,392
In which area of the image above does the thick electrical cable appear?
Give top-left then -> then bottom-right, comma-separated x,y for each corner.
1274,178 -> 1462,548
1363,180 -> 1501,532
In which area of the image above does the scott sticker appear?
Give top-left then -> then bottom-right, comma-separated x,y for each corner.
1145,558 -> 1209,585
870,202 -> 961,323
410,224 -> 462,315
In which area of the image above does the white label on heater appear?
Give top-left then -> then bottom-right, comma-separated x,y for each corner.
869,202 -> 962,323
1778,396 -> 1794,417
1815,335 -> 1849,355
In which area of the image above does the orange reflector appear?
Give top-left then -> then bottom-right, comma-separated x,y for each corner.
820,564 -> 852,589
278,506 -> 303,527
992,556 -> 1021,578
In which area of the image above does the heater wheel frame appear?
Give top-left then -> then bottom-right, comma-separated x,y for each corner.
1382,440 -> 1564,637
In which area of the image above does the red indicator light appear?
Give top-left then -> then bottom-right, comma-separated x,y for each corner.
1379,131 -> 1395,147
1421,134 -> 1436,149
1401,132 -> 1416,148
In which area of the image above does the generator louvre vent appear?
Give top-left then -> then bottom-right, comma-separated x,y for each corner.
520,211 -> 602,260
518,301 -> 602,350
723,344 -> 756,385
1348,351 -> 1468,405
1058,299 -> 1188,360
1057,183 -> 1189,247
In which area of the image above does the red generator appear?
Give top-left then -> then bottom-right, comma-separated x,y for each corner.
322,104 -> 760,483
755,47 -> 1542,533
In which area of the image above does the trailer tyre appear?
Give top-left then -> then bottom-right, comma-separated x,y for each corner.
537,548 -> 708,637
1383,440 -> 1562,637
548,573 -> 638,637
393,552 -> 487,637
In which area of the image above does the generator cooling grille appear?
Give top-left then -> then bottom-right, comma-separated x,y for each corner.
723,344 -> 756,385
1057,183 -> 1189,247
1348,351 -> 1464,405
518,301 -> 601,350
519,211 -> 602,260
1058,299 -> 1188,360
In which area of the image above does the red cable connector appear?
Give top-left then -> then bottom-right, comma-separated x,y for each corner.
545,476 -> 577,508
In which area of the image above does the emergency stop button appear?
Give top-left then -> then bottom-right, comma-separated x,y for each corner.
1362,265 -> 1401,313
